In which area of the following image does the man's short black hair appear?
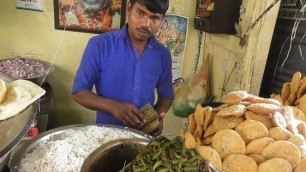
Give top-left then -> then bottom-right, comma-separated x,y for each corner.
130,0 -> 169,14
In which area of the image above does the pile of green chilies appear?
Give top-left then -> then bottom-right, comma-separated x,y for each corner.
131,136 -> 209,172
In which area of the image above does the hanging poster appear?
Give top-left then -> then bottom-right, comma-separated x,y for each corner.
16,0 -> 44,12
156,14 -> 188,82
54,0 -> 126,33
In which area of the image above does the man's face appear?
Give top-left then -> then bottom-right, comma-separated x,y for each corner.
127,2 -> 164,42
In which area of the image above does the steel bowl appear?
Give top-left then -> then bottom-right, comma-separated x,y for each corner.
10,124 -> 153,172
81,138 -> 150,172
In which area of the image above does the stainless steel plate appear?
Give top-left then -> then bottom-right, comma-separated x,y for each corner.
0,105 -> 36,158
10,124 -> 153,172
0,58 -> 54,85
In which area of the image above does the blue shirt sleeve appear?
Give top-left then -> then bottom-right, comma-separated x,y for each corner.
156,49 -> 174,100
72,37 -> 102,94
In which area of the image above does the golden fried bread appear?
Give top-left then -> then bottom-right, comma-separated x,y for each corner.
281,82 -> 291,101
298,145 -> 306,160
282,106 -> 296,125
197,146 -> 222,170
202,135 -> 213,145
291,106 -> 306,123
247,103 -> 281,115
258,158 -> 292,172
221,90 -> 248,104
194,104 -> 205,127
268,127 -> 293,140
180,128 -> 185,139
299,95 -> 306,114
287,92 -> 297,106
204,116 -> 244,137
297,122 -> 306,139
271,111 -> 287,128
274,94 -> 284,105
248,154 -> 266,165
245,111 -> 274,129
261,140 -> 301,168
294,159 -> 306,172
212,129 -> 245,159
188,114 -> 196,134
287,134 -> 306,146
235,119 -> 269,143
291,71 -> 302,94
185,132 -> 196,149
297,76 -> 306,99
193,125 -> 203,139
252,97 -> 282,106
216,104 -> 246,117
212,104 -> 228,112
203,106 -> 213,131
222,154 -> 257,172
246,137 -> 274,154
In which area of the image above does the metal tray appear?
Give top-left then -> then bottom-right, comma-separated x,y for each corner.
0,58 -> 55,85
0,105 -> 36,158
10,124 -> 153,172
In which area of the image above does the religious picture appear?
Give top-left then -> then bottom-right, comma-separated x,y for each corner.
54,0 -> 126,33
156,14 -> 188,82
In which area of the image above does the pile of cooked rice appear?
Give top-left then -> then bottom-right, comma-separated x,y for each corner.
19,126 -> 136,172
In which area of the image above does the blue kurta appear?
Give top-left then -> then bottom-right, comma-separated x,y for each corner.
72,24 -> 174,125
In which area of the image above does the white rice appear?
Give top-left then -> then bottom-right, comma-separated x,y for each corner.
19,126 -> 136,172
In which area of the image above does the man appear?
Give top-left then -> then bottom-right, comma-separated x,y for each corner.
72,0 -> 173,136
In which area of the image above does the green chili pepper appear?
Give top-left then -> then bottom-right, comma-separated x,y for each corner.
152,160 -> 163,171
174,153 -> 182,159
157,167 -> 170,172
133,165 -> 148,172
152,148 -> 163,160
139,156 -> 147,166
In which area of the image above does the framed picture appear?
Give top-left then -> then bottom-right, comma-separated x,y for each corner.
155,14 -> 188,82
54,0 -> 126,33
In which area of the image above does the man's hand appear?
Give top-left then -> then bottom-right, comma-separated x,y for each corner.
111,102 -> 146,129
150,112 -> 166,137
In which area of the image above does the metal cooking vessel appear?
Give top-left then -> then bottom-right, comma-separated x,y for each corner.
81,138 -> 150,172
0,105 -> 37,171
82,137 -> 220,172
10,124 -> 153,172
0,59 -> 55,85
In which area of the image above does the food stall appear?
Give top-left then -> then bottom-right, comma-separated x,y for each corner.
1,0 -> 306,171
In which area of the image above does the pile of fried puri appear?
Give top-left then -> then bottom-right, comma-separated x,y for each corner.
271,71 -> 306,113
181,90 -> 306,172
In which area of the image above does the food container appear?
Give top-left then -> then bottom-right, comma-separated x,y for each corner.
81,137 -> 220,172
81,138 -> 150,172
10,124 -> 153,172
0,105 -> 37,171
0,57 -> 55,85
0,151 -> 10,171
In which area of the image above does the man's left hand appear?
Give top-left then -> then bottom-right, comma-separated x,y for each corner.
150,112 -> 166,137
